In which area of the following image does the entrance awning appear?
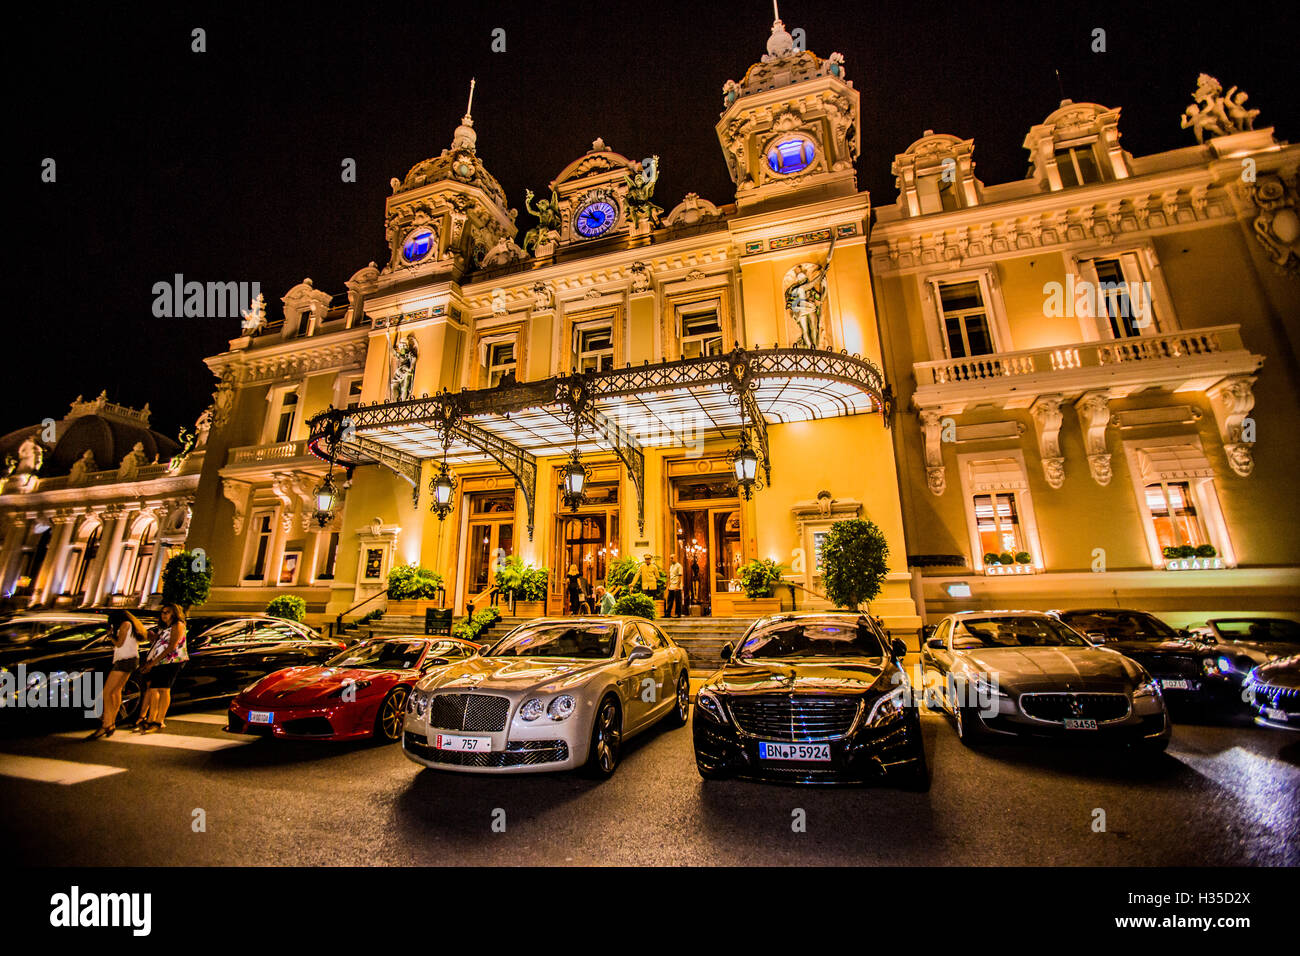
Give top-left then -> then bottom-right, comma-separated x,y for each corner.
307,346 -> 889,538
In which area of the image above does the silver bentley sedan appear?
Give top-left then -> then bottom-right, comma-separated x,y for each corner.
402,616 -> 690,777
920,610 -> 1171,752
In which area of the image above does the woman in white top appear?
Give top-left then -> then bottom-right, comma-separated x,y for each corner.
87,609 -> 147,739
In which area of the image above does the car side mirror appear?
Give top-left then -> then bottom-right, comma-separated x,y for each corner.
627,645 -> 653,663
720,642 -> 733,662
926,636 -> 946,650
891,638 -> 908,660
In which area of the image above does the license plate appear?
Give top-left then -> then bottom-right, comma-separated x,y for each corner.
1265,708 -> 1289,722
435,733 -> 492,752
248,711 -> 274,724
1159,679 -> 1193,691
758,741 -> 830,762
1063,718 -> 1097,730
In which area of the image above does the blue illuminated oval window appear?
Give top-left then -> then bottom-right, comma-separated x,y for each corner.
402,230 -> 434,263
767,137 -> 816,175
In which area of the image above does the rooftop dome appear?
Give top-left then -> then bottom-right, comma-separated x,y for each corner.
0,393 -> 180,479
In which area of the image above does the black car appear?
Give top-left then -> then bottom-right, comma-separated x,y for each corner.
692,612 -> 928,788
1057,608 -> 1235,708
1243,656 -> 1300,730
0,616 -> 345,725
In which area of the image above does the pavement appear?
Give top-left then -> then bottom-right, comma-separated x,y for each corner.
0,700 -> 1296,866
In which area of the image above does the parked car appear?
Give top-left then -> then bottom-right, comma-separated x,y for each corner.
1192,618 -> 1300,692
921,610 -> 1170,752
1243,656 -> 1300,731
0,615 -> 344,725
692,612 -> 928,788
1056,608 -> 1235,708
403,617 -> 690,777
228,636 -> 481,741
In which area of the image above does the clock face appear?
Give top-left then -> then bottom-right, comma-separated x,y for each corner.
574,199 -> 617,238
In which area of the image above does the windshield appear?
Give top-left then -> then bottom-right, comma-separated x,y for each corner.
738,618 -> 886,660
1212,619 -> 1300,643
1059,611 -> 1179,643
953,616 -> 1092,649
326,640 -> 429,670
485,622 -> 618,659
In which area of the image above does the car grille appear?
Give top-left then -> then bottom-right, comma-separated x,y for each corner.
427,694 -> 510,732
404,732 -> 568,767
1128,652 -> 1200,678
1250,682 -> 1299,711
1019,692 -> 1131,723
727,696 -> 860,741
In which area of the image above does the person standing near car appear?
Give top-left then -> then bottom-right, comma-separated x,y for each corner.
87,609 -> 147,739
665,555 -> 684,618
137,603 -> 188,733
638,553 -> 659,598
566,563 -> 583,615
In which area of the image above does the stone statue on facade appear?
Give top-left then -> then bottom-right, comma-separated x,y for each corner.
784,233 -> 837,348
481,236 -> 528,268
117,441 -> 148,480
624,155 -> 664,229
522,188 -> 562,255
240,292 -> 267,335
16,436 -> 44,475
68,450 -> 97,484
1180,74 -> 1261,144
390,333 -> 419,401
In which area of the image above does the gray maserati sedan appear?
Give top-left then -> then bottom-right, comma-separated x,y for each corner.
402,616 -> 690,777
920,610 -> 1171,751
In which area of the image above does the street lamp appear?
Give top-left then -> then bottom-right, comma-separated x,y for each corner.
313,470 -> 338,528
429,458 -> 457,520
730,431 -> 761,500
561,449 -> 589,512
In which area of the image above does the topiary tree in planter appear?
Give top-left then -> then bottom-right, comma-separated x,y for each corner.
266,594 -> 306,622
161,550 -> 212,610
613,592 -> 656,619
820,518 -> 890,611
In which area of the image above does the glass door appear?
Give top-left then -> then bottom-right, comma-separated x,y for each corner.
710,508 -> 743,602
463,490 -> 515,606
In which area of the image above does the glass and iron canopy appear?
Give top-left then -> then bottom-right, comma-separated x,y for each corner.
308,345 -> 888,539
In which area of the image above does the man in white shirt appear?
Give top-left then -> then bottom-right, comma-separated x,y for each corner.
665,555 -> 685,618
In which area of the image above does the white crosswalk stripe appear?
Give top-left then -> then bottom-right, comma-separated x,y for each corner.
53,731 -> 250,751
0,754 -> 127,785
167,713 -> 229,725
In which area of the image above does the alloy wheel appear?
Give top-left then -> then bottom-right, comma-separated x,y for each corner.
378,687 -> 409,741
594,700 -> 621,772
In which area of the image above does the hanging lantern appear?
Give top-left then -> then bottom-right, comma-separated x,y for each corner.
313,472 -> 338,527
561,450 -> 590,512
429,460 -> 457,520
730,433 -> 761,501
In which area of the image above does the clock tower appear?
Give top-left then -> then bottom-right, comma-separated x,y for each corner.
717,12 -> 861,213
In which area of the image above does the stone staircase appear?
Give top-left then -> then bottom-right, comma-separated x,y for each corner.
352,613 -> 525,645
657,617 -> 757,673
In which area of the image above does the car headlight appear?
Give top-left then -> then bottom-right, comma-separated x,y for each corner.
329,679 -> 372,698
407,690 -> 428,717
695,689 -> 728,724
547,695 -> 576,721
1133,677 -> 1162,699
867,686 -> 908,727
519,697 -> 544,721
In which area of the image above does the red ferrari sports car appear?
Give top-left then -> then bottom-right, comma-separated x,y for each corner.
226,636 -> 481,741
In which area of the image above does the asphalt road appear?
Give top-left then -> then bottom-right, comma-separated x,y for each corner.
1,700 -> 1296,866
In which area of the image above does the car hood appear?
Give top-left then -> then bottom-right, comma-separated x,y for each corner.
957,645 -> 1140,693
1253,656 -> 1300,689
706,659 -> 889,696
243,666 -> 403,704
1100,638 -> 1207,657
418,656 -> 614,698
1214,639 -> 1300,663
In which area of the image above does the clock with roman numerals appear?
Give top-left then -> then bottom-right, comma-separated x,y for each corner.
574,194 -> 618,238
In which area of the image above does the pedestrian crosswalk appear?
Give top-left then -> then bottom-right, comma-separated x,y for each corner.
0,711 -> 246,784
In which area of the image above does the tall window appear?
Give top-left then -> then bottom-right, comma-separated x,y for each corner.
274,391 -> 299,443
295,310 -> 312,338
916,173 -> 961,214
245,514 -> 273,581
575,325 -> 614,372
344,379 -> 363,409
318,532 -> 340,580
129,523 -> 157,595
1055,144 -> 1100,187
681,310 -> 723,359
973,493 -> 1024,556
938,281 -> 994,358
1145,481 -> 1205,550
487,341 -> 516,387
1087,256 -> 1154,338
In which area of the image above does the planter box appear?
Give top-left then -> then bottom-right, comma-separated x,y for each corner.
511,600 -> 546,618
386,599 -> 446,616
732,597 -> 781,616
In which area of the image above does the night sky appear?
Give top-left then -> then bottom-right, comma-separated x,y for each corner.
14,0 -> 1298,442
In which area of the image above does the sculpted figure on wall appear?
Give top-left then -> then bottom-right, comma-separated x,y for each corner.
784,233 -> 836,348
390,333 -> 419,402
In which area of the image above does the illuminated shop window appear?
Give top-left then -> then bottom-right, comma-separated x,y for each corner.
402,230 -> 434,263
938,281 -> 995,358
973,493 -> 1024,556
680,310 -> 723,359
766,137 -> 816,175
1145,481 -> 1206,550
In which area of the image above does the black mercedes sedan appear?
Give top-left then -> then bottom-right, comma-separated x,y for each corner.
1056,608 -> 1235,709
692,612 -> 928,788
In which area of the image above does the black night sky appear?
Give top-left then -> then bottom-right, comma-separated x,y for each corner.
13,0 -> 1299,442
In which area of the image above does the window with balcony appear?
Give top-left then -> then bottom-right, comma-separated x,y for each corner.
575,324 -> 614,373
938,281 -> 995,358
1077,253 -> 1160,340
273,390 -> 299,443
1054,143 -> 1101,187
486,340 -> 517,387
680,310 -> 724,359
244,512 -> 274,581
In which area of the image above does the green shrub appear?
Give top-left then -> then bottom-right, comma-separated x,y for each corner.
495,556 -> 549,601
821,518 -> 890,611
1014,551 -> 1032,564
613,592 -> 656,619
161,550 -> 212,609
1194,544 -> 1218,558
998,551 -> 1014,565
359,609 -> 384,624
982,552 -> 1001,566
737,558 -> 787,598
1163,545 -> 1198,560
266,595 -> 306,622
387,564 -> 443,600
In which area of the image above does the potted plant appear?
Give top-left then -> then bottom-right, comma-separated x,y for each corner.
733,557 -> 788,615
982,552 -> 1002,566
821,518 -> 891,612
385,563 -> 445,615
613,592 -> 656,620
1014,551 -> 1032,565
494,556 -> 549,617
266,594 -> 306,622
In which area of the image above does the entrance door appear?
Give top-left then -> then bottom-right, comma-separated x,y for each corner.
671,474 -> 742,616
463,490 -> 515,606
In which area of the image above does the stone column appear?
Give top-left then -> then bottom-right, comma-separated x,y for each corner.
91,511 -> 131,606
140,514 -> 171,607
37,514 -> 77,605
0,518 -> 30,596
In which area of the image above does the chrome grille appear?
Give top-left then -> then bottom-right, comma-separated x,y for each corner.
727,696 -> 860,741
1019,692 -> 1130,723
427,693 -> 510,732
404,733 -> 567,767
1251,682 -> 1299,710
